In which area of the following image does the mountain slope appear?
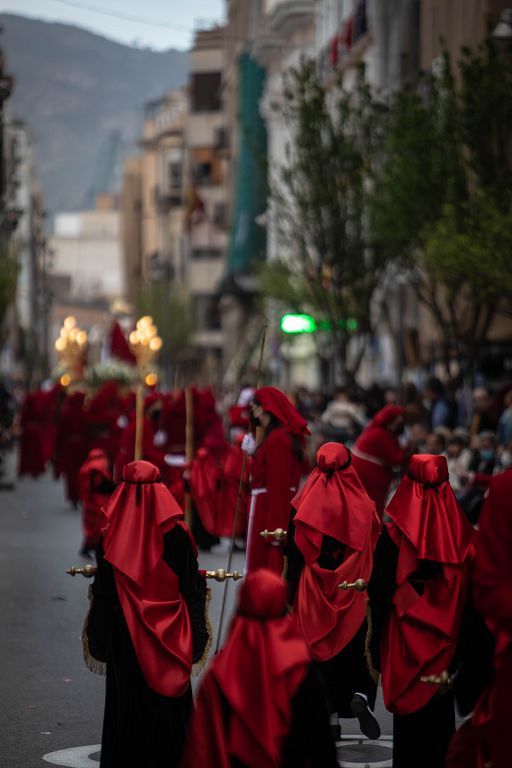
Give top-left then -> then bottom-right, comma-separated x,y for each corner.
1,13 -> 188,216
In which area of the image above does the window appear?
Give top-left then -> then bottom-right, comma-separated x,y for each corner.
191,248 -> 222,260
190,72 -> 222,112
167,148 -> 183,191
192,293 -> 221,330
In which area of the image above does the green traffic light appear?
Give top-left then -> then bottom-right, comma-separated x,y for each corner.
280,313 -> 317,334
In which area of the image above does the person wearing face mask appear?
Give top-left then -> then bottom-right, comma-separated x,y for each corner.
458,432 -> 497,524
241,387 -> 310,574
351,405 -> 408,517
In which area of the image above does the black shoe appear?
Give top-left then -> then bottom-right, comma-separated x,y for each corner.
350,694 -> 381,740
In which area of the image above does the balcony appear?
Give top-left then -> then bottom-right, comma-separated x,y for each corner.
152,184 -> 182,215
264,0 -> 315,34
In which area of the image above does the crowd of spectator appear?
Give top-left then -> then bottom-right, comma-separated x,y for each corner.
291,377 -> 512,523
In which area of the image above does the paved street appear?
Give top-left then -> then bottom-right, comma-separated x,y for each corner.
0,452 -> 392,767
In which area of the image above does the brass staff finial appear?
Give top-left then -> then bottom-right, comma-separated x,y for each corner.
205,569 -> 243,582
420,670 -> 453,691
260,528 -> 287,542
338,578 -> 368,591
66,565 -> 97,578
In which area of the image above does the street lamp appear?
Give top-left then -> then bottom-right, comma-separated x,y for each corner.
54,316 -> 88,385
492,9 -> 512,40
129,316 -> 162,460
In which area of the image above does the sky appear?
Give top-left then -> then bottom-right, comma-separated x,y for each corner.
0,0 -> 225,50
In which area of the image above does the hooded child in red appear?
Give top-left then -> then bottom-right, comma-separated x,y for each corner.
78,448 -> 116,556
180,569 -> 338,768
286,442 -> 381,738
367,454 -> 475,768
352,405 -> 407,516
85,460 -> 209,768
243,387 -> 309,574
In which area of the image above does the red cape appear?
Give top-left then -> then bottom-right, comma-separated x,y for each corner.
103,460 -> 193,696
292,443 -> 380,661
181,570 -> 310,768
380,455 -> 475,715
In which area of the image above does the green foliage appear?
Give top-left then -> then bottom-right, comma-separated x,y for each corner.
137,281 -> 195,363
0,239 -> 19,339
373,37 -> 512,372
265,38 -> 512,378
267,59 -> 391,377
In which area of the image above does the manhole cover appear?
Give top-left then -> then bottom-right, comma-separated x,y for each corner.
337,737 -> 392,767
43,745 -> 101,766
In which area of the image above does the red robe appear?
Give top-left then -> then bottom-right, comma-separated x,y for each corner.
292,443 -> 380,661
114,415 -> 164,483
447,470 -> 512,768
78,449 -> 113,550
190,442 -> 250,538
246,428 -> 302,574
352,406 -> 407,516
55,392 -> 89,504
18,392 -> 47,477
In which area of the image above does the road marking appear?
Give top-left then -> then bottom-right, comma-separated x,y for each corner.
42,745 -> 100,766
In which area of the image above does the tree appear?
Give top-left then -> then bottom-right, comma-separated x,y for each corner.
265,59 -> 392,384
0,239 -> 18,343
373,38 -> 512,379
137,281 -> 195,386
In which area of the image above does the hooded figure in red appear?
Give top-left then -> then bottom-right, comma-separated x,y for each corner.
446,469 -> 512,768
286,443 -> 381,739
352,405 -> 408,516
114,392 -> 164,482
54,391 -> 89,506
78,448 -> 116,556
367,454 -> 475,768
18,391 -> 48,477
85,460 -> 209,768
180,569 -> 338,768
243,387 -> 309,574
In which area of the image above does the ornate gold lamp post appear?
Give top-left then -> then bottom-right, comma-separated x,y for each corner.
129,316 -> 162,460
54,315 -> 88,386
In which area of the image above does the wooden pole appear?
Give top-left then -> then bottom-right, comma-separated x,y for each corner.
215,322 -> 267,652
134,381 -> 144,461
184,385 -> 194,528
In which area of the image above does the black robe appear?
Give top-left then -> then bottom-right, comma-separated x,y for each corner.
285,511 -> 377,717
86,526 -> 209,768
367,527 -> 493,768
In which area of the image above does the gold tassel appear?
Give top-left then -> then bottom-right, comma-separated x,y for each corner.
364,599 -> 380,684
281,554 -> 288,581
81,586 -> 106,676
192,587 -> 213,677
